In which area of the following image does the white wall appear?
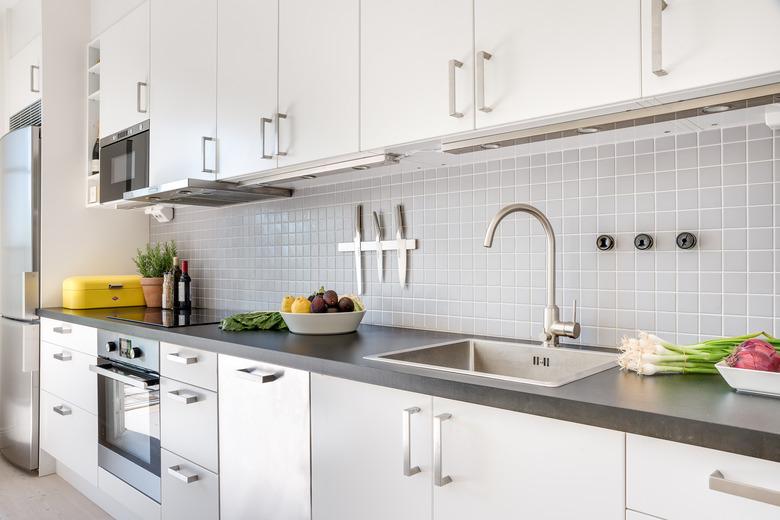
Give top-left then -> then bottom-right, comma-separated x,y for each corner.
8,0 -> 39,56
40,0 -> 148,308
90,0 -> 145,39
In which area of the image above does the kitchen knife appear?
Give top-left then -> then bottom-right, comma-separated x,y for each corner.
354,205 -> 363,295
373,211 -> 382,282
395,205 -> 407,288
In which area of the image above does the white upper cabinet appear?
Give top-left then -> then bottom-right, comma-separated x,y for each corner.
474,0 -> 641,129
277,0 -> 359,166
100,2 -> 150,137
360,0 -> 474,151
311,375 -> 432,520
149,0 -> 217,185
641,0 -> 780,97
216,0 -> 278,180
432,397 -> 625,520
7,35 -> 41,116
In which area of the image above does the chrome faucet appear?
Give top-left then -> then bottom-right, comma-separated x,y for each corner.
483,203 -> 580,348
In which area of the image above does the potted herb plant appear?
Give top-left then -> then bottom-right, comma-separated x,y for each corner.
132,241 -> 177,307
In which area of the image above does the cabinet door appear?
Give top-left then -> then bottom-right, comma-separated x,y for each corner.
432,398 -> 625,520
475,0 -> 640,129
7,35 -> 41,116
216,0 -> 277,180
277,0 -> 359,166
161,449 -> 219,520
218,355 -> 310,520
311,374 -> 432,520
641,0 -> 780,97
40,391 -> 97,486
100,2 -> 150,137
149,0 -> 217,185
360,0 -> 474,151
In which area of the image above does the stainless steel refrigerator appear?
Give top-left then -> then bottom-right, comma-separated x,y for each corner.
0,125 -> 40,470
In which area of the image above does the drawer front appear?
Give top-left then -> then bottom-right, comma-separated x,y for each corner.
160,343 -> 217,391
40,341 -> 97,414
160,378 -> 218,473
626,511 -> 660,520
40,390 -> 97,486
627,434 -> 780,520
40,318 -> 97,355
161,449 -> 219,520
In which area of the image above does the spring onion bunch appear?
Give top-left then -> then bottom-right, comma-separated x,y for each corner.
618,331 -> 780,375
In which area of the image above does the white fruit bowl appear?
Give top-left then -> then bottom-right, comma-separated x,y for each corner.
281,310 -> 366,335
715,360 -> 780,398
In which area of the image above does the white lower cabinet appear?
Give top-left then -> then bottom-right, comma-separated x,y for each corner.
218,355 -> 310,520
311,374 -> 432,520
161,449 -> 219,520
160,378 -> 218,473
40,390 -> 97,486
627,434 -> 780,520
40,340 -> 97,415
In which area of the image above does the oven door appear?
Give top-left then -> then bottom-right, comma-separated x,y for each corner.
91,360 -> 161,502
99,124 -> 149,204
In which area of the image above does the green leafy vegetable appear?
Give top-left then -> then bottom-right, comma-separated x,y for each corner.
219,311 -> 288,332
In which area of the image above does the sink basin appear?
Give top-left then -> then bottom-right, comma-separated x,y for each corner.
365,339 -> 617,388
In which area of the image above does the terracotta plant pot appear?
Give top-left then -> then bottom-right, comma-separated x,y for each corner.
140,277 -> 164,308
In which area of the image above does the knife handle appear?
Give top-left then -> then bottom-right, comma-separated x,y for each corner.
395,205 -> 404,236
356,205 -> 362,232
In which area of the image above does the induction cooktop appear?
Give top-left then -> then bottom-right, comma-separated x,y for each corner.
106,308 -> 233,328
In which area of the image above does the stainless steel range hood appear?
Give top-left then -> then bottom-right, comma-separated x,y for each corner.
124,178 -> 293,207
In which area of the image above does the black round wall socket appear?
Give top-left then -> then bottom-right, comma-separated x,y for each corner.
596,235 -> 615,251
676,232 -> 697,250
634,233 -> 654,250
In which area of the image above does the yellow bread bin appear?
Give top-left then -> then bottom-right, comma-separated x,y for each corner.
62,275 -> 146,309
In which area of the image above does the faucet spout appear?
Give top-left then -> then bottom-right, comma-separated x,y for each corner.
483,203 -> 579,347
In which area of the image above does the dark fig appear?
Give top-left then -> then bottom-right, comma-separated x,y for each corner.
337,297 -> 354,313
323,290 -> 339,307
311,295 -> 328,313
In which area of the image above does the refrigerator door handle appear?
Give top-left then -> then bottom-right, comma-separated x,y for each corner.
22,272 -> 39,320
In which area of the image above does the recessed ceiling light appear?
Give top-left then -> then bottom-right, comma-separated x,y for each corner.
480,143 -> 500,149
300,174 -> 317,179
701,104 -> 731,114
577,127 -> 600,134
351,165 -> 370,171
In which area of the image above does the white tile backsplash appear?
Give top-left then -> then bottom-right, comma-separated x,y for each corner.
151,120 -> 779,348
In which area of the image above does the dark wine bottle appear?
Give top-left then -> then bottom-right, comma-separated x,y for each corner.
171,256 -> 182,310
91,138 -> 100,175
177,260 -> 192,311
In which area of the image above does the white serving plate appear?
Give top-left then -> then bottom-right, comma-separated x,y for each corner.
281,310 -> 366,335
715,360 -> 780,398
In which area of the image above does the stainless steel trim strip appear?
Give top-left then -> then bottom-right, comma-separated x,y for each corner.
89,363 -> 159,389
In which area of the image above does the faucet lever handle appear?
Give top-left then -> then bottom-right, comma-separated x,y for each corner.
571,299 -> 577,323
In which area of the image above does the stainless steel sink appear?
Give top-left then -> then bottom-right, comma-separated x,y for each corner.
365,339 -> 617,388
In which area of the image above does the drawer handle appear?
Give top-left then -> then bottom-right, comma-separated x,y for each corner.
53,404 -> 72,416
709,470 -> 780,507
53,326 -> 72,335
166,352 -> 198,365
168,465 -> 199,484
403,407 -> 421,477
433,413 -> 452,486
167,390 -> 198,405
651,0 -> 669,77
236,367 -> 279,383
53,351 -> 72,361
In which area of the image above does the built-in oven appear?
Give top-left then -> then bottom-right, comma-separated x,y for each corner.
99,120 -> 150,204
90,330 -> 160,503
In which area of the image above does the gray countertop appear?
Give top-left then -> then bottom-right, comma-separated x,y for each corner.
39,307 -> 780,463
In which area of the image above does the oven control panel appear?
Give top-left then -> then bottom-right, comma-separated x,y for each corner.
97,330 -> 159,372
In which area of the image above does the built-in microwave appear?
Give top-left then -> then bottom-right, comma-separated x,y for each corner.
99,120 -> 149,204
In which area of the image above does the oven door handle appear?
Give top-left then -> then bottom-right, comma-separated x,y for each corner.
89,363 -> 159,389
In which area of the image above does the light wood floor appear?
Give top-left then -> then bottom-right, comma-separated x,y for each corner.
0,456 -> 111,519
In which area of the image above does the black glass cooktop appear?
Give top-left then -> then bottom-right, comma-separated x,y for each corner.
106,308 -> 233,328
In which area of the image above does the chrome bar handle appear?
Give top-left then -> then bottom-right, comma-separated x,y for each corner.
53,404 -> 72,416
167,390 -> 199,405
433,413 -> 453,486
709,470 -> 780,507
651,0 -> 668,76
30,65 -> 40,93
201,136 -> 216,174
166,352 -> 198,365
476,51 -> 492,113
448,59 -> 464,118
136,82 -> 148,113
403,407 -> 421,477
275,113 -> 288,157
53,351 -> 72,362
260,116 -> 273,159
168,465 -> 199,484
236,367 -> 280,383
53,326 -> 72,335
